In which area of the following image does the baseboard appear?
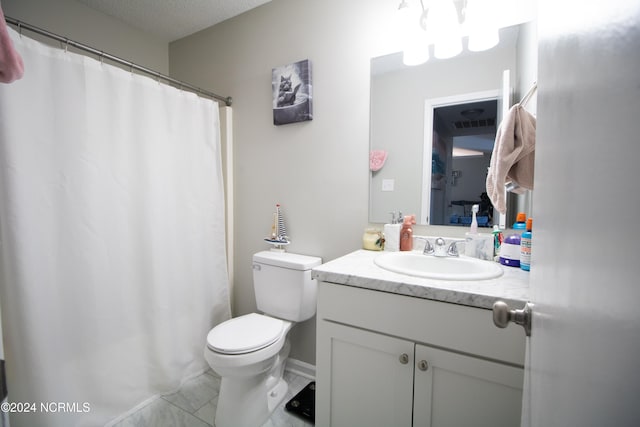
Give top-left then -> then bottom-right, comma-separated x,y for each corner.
285,358 -> 316,380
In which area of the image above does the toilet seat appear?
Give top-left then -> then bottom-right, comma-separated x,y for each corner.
207,313 -> 286,355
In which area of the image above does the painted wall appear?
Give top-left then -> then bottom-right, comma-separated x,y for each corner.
2,0 -> 168,73
3,0 -> 537,366
512,19 -> 537,218
169,0 -> 535,365
516,20 -> 537,115
169,0 -> 402,364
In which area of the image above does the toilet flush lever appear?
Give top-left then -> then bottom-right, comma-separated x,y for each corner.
492,301 -> 533,337
252,264 -> 261,271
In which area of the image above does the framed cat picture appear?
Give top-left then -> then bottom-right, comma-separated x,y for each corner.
272,59 -> 313,125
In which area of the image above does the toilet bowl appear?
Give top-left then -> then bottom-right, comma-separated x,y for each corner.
204,251 -> 321,427
205,313 -> 293,427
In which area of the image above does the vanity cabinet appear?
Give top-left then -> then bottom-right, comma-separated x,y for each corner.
316,282 -> 525,427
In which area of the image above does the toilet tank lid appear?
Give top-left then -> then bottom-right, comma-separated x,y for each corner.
253,251 -> 322,270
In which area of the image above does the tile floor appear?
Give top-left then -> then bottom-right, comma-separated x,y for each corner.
111,369 -> 315,427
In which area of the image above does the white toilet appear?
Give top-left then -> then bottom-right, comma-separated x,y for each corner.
204,250 -> 322,427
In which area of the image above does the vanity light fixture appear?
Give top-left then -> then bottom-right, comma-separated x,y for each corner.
397,0 -> 430,65
403,27 -> 430,65
465,0 -> 500,51
397,0 -> 412,29
397,0 -> 502,66
427,0 -> 463,59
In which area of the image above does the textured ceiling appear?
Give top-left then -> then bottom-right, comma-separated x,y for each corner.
76,0 -> 272,42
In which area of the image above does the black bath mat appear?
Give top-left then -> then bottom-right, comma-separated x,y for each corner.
285,381 -> 315,423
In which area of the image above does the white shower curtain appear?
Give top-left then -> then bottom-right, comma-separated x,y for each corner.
0,28 -> 231,426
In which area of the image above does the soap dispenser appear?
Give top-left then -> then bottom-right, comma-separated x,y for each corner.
383,211 -> 402,252
399,214 -> 416,251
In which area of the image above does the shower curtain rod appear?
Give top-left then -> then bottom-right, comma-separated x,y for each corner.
5,16 -> 233,106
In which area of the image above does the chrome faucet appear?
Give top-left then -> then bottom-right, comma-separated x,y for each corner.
434,237 -> 447,257
415,236 -> 464,257
421,237 -> 461,257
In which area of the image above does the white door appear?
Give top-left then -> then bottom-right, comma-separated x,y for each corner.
524,1 -> 640,425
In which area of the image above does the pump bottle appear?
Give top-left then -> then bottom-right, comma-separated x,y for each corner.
399,215 -> 415,251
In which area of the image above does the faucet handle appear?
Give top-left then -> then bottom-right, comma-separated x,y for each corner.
423,239 -> 434,255
415,237 -> 434,255
447,241 -> 460,257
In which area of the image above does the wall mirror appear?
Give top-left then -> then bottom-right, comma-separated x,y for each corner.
369,21 -> 537,227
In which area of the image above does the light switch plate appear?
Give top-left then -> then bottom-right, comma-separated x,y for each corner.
382,179 -> 395,192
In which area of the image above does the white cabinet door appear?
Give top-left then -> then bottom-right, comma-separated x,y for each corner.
317,321 -> 414,427
413,344 -> 523,427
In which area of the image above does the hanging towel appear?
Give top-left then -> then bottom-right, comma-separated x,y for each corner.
486,104 -> 536,214
0,6 -> 24,83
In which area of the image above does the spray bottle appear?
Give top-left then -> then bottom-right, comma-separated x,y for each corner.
399,214 -> 416,251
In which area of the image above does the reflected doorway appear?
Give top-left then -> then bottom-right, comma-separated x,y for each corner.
429,99 -> 498,227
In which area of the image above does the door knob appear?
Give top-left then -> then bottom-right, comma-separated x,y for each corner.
492,301 -> 533,337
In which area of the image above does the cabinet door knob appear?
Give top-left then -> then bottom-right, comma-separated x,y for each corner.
399,353 -> 409,364
418,360 -> 429,371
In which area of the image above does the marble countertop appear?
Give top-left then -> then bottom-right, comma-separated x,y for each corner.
312,250 -> 530,310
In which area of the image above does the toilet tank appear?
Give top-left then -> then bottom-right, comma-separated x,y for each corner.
252,251 -> 322,322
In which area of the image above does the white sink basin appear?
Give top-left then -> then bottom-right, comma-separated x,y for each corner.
374,252 -> 503,281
